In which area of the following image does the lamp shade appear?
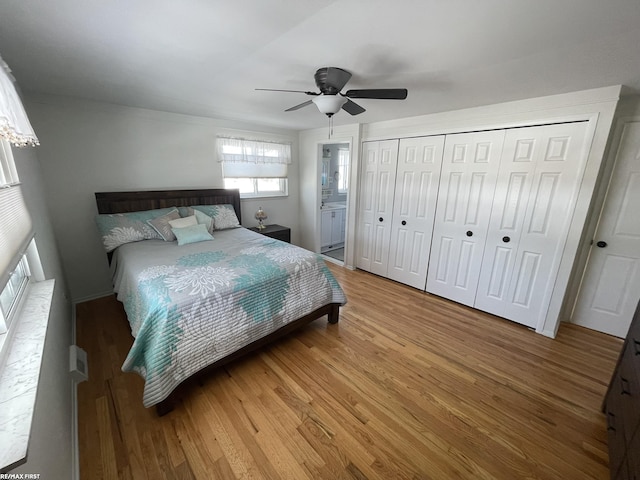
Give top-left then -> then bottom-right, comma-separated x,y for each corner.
312,95 -> 347,115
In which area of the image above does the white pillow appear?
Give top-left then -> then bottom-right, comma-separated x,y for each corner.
169,215 -> 197,229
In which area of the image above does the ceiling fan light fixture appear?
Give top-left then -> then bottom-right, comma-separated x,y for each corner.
312,95 -> 347,116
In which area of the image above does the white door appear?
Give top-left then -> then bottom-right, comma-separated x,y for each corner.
426,130 -> 505,306
572,120 -> 640,337
356,140 -> 399,275
475,122 -> 590,328
387,136 -> 445,289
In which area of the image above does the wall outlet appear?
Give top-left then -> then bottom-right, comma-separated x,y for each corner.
69,345 -> 88,383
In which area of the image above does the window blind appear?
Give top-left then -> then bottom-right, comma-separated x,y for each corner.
0,185 -> 34,291
222,162 -> 288,178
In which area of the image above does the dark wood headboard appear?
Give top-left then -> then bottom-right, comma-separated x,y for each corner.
95,188 -> 242,224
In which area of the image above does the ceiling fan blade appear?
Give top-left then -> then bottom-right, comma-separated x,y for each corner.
342,99 -> 366,116
345,88 -> 408,100
315,67 -> 352,94
285,100 -> 313,112
256,88 -> 319,96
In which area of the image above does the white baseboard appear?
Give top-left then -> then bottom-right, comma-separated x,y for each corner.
72,290 -> 114,305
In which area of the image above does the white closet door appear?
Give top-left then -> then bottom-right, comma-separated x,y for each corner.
426,130 -> 505,306
387,136 -> 445,289
356,140 -> 398,275
476,122 -> 589,328
572,121 -> 640,337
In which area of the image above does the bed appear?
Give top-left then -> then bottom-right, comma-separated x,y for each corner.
95,188 -> 346,415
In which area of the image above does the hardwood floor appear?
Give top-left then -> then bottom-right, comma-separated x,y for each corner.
76,263 -> 622,479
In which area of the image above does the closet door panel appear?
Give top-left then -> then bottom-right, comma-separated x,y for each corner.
476,122 -> 590,327
388,136 -> 445,289
475,134 -> 538,317
505,123 -> 589,327
356,140 -> 399,276
355,142 -> 378,271
426,130 -> 505,306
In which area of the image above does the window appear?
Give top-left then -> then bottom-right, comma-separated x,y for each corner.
217,136 -> 291,198
337,148 -> 349,194
0,255 -> 29,333
0,139 -> 35,340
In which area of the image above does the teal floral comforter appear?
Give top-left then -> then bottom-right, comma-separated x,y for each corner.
111,227 -> 346,407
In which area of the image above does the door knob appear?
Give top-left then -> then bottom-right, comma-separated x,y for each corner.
596,241 -> 607,248
502,236 -> 511,243
466,230 -> 473,237
401,220 -> 407,226
378,217 -> 383,222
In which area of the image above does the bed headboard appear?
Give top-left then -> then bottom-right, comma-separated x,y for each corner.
95,188 -> 242,224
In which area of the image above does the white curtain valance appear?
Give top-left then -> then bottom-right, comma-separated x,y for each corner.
0,55 -> 39,148
217,137 -> 291,165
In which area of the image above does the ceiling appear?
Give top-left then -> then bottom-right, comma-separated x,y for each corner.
1,0 -> 640,131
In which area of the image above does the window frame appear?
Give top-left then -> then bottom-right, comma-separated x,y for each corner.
0,254 -> 31,333
0,138 -> 36,347
223,176 -> 288,198
217,136 -> 291,199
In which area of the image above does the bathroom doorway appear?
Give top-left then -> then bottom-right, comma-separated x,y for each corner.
320,143 -> 350,264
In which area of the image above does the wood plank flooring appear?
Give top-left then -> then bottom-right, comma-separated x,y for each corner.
76,263 -> 623,479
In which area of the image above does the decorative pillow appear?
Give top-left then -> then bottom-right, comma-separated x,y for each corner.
193,209 -> 214,234
146,208 -> 181,241
169,215 -> 198,229
177,206 -> 194,218
95,207 -> 177,252
172,224 -> 214,246
193,204 -> 240,230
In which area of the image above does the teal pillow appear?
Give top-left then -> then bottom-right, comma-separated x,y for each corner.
95,207 -> 177,252
193,209 -> 214,233
171,224 -> 214,245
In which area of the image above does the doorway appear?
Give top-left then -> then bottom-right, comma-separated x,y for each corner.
319,143 -> 349,264
571,120 -> 640,337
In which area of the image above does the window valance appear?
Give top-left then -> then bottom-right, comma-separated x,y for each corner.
0,55 -> 39,147
217,137 -> 291,165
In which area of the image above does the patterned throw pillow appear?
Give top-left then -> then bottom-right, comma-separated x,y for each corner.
95,207 -> 177,252
192,204 -> 240,230
146,208 -> 181,241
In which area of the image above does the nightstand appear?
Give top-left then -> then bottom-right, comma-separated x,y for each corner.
248,224 -> 291,243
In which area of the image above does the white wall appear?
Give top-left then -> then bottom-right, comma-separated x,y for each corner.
25,95 -> 301,303
10,146 -> 73,478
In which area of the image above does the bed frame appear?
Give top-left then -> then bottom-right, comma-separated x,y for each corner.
95,188 -> 340,415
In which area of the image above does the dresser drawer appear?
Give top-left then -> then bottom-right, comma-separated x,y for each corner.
626,427 -> 640,479
616,344 -> 640,444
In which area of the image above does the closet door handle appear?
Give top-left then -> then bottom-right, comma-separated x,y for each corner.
466,231 -> 473,237
502,236 -> 511,243
401,220 -> 407,226
378,217 -> 383,222
596,241 -> 607,248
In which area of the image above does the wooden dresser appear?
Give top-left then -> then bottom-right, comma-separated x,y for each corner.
604,299 -> 640,479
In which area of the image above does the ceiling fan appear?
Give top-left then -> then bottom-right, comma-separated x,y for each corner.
256,67 -> 408,118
